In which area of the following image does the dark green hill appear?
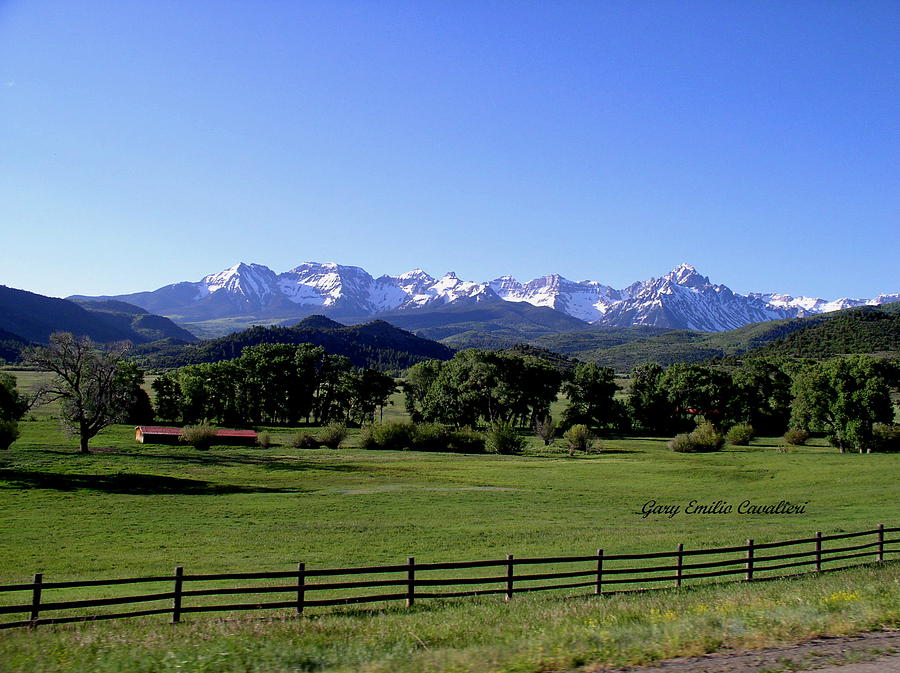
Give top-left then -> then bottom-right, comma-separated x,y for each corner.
73,301 -> 198,343
377,297 -> 589,346
130,317 -> 454,372
0,285 -> 144,345
726,305 -> 900,361
499,343 -> 581,373
0,329 -> 30,364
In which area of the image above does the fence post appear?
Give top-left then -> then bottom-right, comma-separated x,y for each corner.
877,524 -> 884,563
745,539 -> 754,582
595,549 -> 603,596
406,557 -> 415,608
815,532 -> 822,572
29,573 -> 42,627
675,543 -> 684,588
506,554 -> 514,601
296,562 -> 305,616
172,566 -> 183,623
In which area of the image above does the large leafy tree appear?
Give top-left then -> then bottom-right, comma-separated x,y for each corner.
0,372 -> 29,449
561,362 -> 621,432
790,355 -> 897,453
343,369 -> 397,425
26,332 -> 140,453
406,350 -> 562,428
658,363 -> 735,430
627,362 -> 672,434
730,358 -> 793,435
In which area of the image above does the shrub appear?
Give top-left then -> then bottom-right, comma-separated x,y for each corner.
357,425 -> 377,450
446,427 -> 485,453
256,431 -> 273,449
179,424 -> 218,450
534,417 -> 556,446
484,423 -> 525,455
784,428 -> 810,446
668,421 -> 724,453
412,423 -> 451,451
725,423 -> 755,446
371,421 -> 416,450
0,420 -> 20,450
289,432 -> 321,449
318,423 -> 347,449
359,422 -> 483,453
562,424 -> 591,451
872,423 -> 900,452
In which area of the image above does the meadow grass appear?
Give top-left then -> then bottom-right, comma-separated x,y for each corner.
1,369 -> 898,671
0,564 -> 896,673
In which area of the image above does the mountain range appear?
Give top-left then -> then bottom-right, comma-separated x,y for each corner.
71,262 -> 899,335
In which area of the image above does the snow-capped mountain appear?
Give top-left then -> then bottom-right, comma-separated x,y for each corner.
747,292 -> 900,315
489,274 -> 623,322
70,261 -> 899,332
595,264 -> 792,331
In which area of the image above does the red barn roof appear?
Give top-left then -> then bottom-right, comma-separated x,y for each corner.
135,427 -> 258,437
137,426 -> 182,435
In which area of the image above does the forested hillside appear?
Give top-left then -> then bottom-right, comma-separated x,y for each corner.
130,316 -> 454,372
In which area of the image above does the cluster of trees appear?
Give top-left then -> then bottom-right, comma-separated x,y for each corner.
152,343 -> 397,427
790,355 -> 898,453
404,349 -> 562,428
405,351 -> 899,453
628,359 -> 794,436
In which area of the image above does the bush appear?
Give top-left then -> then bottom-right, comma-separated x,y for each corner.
412,423 -> 452,451
318,423 -> 347,449
0,420 -> 20,450
372,421 -> 416,450
784,428 -> 810,446
562,424 -> 591,451
256,431 -> 272,449
725,423 -> 755,446
484,423 -> 526,455
179,424 -> 218,450
446,427 -> 485,454
668,421 -> 724,453
289,432 -> 320,449
872,423 -> 900,452
534,417 -> 556,446
357,425 -> 377,450
359,422 -> 484,453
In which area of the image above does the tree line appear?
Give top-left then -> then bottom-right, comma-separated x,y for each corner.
405,351 -> 898,453
5,332 -> 898,454
151,343 -> 397,427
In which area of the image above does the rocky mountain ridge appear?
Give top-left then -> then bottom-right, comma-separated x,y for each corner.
70,262 -> 899,333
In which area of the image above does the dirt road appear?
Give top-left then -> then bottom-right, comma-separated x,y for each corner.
594,630 -> 900,673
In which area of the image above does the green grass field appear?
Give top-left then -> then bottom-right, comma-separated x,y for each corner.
1,370 -> 898,672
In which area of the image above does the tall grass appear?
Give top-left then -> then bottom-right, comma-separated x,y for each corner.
0,564 -> 897,673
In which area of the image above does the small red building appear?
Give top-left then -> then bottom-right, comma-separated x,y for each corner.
135,426 -> 258,446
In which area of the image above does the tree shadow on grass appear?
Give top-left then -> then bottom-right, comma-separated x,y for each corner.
0,469 -> 308,495
33,448 -> 371,474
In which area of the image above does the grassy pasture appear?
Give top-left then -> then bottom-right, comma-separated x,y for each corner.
1,369 -> 898,671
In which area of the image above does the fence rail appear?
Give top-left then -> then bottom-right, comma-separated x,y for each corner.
1,524 -> 896,630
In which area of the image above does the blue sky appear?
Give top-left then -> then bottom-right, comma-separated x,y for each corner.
1,1 -> 897,300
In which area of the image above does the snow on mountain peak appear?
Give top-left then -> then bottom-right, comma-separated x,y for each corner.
132,260 -> 898,332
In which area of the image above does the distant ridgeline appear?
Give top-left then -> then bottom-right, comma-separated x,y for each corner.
0,285 -> 197,362
537,303 -> 900,372
725,304 -> 900,362
129,316 -> 454,373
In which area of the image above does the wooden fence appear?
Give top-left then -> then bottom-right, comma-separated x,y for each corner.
1,524 -> 896,630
